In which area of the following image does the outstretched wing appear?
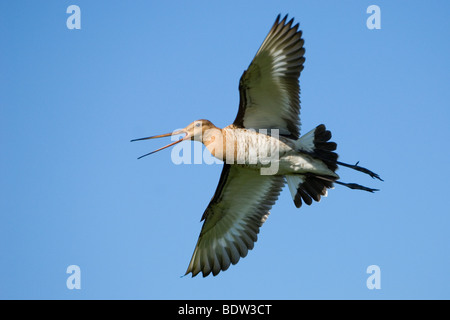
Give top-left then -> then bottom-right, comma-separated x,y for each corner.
185,165 -> 285,277
233,14 -> 305,138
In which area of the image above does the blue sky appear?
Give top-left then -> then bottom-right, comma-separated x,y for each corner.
1,0 -> 449,299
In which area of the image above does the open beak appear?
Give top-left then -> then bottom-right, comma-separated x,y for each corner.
131,129 -> 188,159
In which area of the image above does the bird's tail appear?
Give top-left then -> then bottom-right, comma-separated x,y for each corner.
295,124 -> 339,172
286,125 -> 338,208
286,124 -> 382,208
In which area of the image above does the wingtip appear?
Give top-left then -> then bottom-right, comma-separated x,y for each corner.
287,16 -> 295,28
275,13 -> 281,23
274,14 -> 290,27
183,268 -> 194,278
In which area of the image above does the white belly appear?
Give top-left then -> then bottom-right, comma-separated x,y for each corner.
211,129 -> 336,177
219,129 -> 289,166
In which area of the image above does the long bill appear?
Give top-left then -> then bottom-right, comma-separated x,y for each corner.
131,130 -> 187,159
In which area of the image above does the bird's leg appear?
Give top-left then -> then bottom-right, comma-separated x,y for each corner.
336,161 -> 383,181
315,175 -> 379,193
334,181 -> 379,193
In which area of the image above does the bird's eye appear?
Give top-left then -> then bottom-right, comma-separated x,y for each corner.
195,122 -> 201,127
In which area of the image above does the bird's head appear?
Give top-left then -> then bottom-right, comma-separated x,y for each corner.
131,119 -> 218,159
183,119 -> 217,142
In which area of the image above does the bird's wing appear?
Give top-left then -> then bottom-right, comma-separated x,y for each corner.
185,164 -> 285,277
232,14 -> 305,139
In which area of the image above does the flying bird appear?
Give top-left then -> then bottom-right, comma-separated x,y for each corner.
132,15 -> 382,277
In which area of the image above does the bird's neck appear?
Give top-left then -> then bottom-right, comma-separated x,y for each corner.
202,127 -> 231,161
